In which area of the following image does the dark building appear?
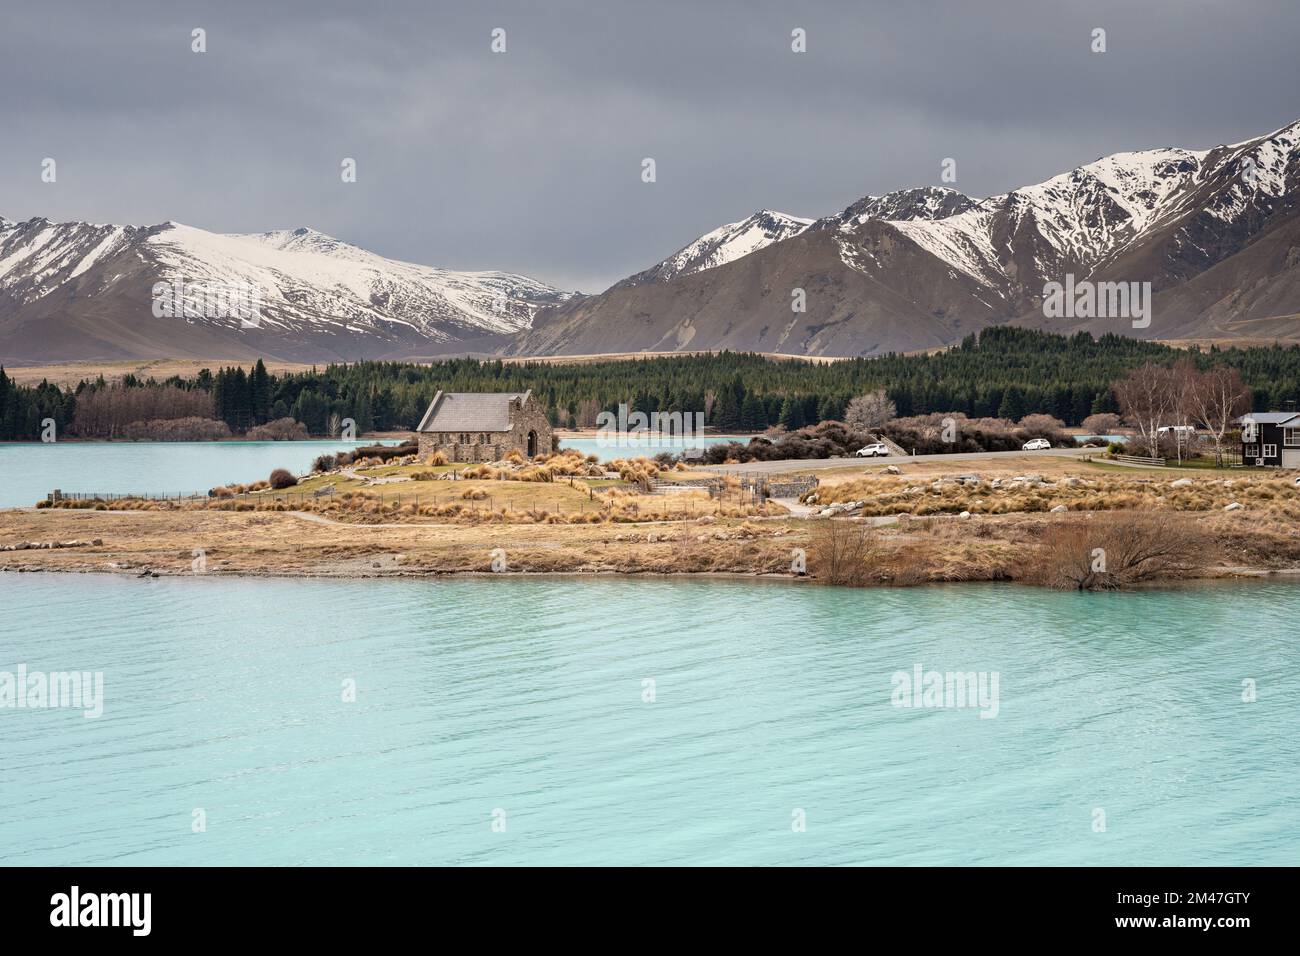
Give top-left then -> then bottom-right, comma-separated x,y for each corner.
1239,412 -> 1300,467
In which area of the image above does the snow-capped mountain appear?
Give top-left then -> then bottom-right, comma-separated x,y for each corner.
618,210 -> 813,288
618,190 -> 973,293
863,146 -> 1214,295
0,218 -> 574,362
513,118 -> 1300,356
819,186 -> 978,230
6,118 -> 1299,363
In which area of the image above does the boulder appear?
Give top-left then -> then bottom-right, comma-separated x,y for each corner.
884,465 -> 902,475
1170,478 -> 1194,488
1050,504 -> 1069,513
1224,502 -> 1242,511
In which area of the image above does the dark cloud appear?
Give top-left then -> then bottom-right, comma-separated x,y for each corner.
1,0 -> 1296,291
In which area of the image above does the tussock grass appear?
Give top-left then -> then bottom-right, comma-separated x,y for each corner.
808,472 -> 1297,518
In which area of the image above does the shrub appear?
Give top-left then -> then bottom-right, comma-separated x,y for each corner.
246,417 -> 309,441
1030,512 -> 1208,590
1082,413 -> 1123,435
269,468 -> 298,490
121,417 -> 232,441
312,454 -> 337,473
809,520 -> 878,586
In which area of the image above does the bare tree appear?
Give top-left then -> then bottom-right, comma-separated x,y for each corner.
1166,360 -> 1192,463
1081,412 -> 1122,435
1113,363 -> 1178,458
1183,364 -> 1251,467
844,390 -> 897,432
70,385 -> 215,439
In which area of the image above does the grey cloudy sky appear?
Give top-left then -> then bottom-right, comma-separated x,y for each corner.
2,0 -> 1296,292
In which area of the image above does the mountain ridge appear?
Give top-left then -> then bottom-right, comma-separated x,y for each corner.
0,218 -> 575,363
4,118 -> 1298,363
509,118 -> 1300,356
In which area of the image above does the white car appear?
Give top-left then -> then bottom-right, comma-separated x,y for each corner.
855,443 -> 890,457
1022,438 -> 1051,451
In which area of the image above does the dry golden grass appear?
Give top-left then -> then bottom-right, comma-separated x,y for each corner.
3,359 -> 317,388
16,459 -> 1300,589
809,471 -> 1300,519
0,507 -> 802,577
41,478 -> 779,525
9,496 -> 1300,588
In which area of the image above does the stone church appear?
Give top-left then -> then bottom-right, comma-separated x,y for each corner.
415,390 -> 553,462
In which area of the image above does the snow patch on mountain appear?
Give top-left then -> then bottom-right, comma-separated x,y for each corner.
877,145 -> 1235,285
1201,121 -> 1299,225
829,186 -> 977,229
888,210 -> 1003,288
625,209 -> 812,285
67,226 -> 129,280
0,219 -> 100,297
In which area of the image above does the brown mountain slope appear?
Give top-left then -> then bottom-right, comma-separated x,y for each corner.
510,221 -> 1006,357
516,121 -> 1300,356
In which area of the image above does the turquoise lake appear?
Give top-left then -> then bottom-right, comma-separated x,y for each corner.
0,440 -> 397,509
557,434 -> 737,462
0,436 -> 740,508
1,573 -> 1296,866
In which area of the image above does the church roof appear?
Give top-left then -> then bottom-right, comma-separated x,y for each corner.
416,391 -> 532,432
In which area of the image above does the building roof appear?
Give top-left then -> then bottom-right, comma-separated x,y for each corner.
1239,412 -> 1300,424
416,391 -> 532,433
